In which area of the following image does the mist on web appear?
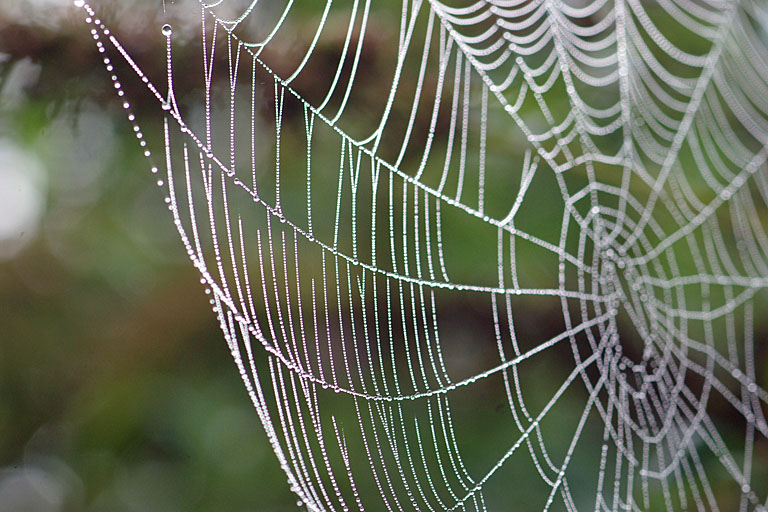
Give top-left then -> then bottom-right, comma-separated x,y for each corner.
73,0 -> 768,510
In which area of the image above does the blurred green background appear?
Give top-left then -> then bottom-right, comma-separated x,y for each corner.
0,0 -> 299,510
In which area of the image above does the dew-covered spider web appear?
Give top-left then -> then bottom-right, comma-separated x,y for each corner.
76,0 -> 768,509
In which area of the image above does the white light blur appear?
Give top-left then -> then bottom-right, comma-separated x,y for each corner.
0,140 -> 46,261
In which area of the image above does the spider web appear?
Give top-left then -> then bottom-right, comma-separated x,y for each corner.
77,0 -> 768,509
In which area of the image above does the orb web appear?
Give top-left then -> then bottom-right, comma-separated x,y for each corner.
77,0 -> 768,510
